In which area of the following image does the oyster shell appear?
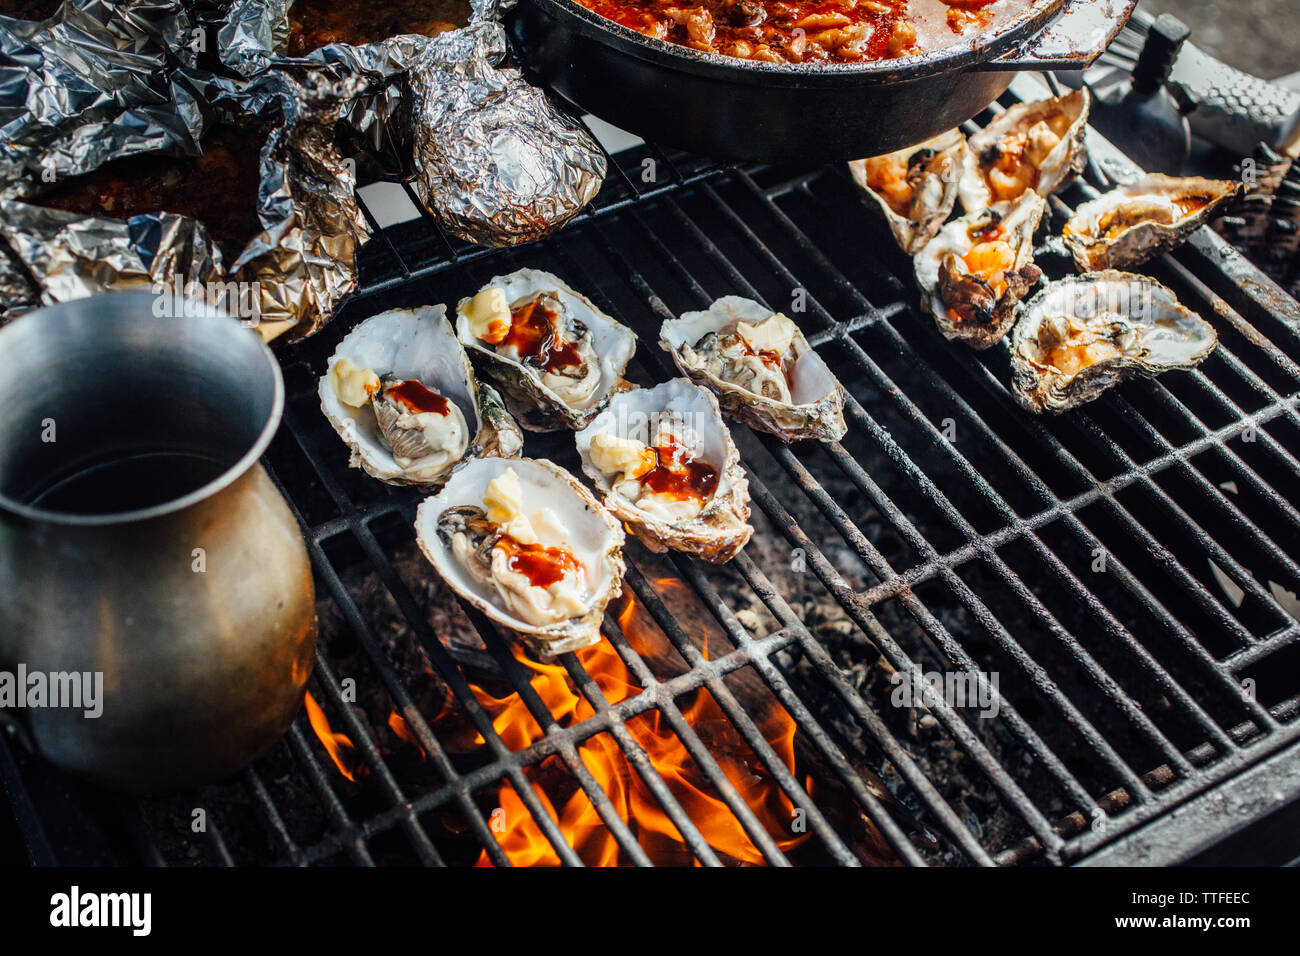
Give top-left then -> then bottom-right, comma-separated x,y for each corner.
414,458 -> 626,654
959,89 -> 1090,214
320,305 -> 523,486
914,193 -> 1046,349
848,129 -> 967,255
575,378 -> 753,564
1010,272 -> 1218,414
1062,174 -> 1241,272
455,268 -> 636,432
660,297 -> 846,443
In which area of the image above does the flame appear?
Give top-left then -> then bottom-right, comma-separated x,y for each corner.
304,690 -> 367,782
466,585 -> 808,866
387,711 -> 427,761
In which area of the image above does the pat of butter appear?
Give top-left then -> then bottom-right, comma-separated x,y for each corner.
737,312 -> 799,356
331,358 -> 381,408
464,287 -> 511,344
589,433 -> 655,483
484,467 -> 538,545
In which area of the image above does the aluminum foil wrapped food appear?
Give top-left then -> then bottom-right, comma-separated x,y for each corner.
216,0 -> 472,177
408,20 -> 607,246
0,0 -> 204,189
0,71 -> 370,341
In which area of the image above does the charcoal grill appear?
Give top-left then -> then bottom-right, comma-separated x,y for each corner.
3,73 -> 1300,868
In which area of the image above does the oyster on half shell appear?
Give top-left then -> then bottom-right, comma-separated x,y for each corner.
1062,174 -> 1241,272
575,378 -> 753,564
959,89 -> 1090,214
1010,272 -> 1218,414
914,193 -> 1046,349
320,305 -> 523,486
456,268 -> 636,432
660,296 -> 846,443
414,458 -> 626,655
849,129 -> 967,255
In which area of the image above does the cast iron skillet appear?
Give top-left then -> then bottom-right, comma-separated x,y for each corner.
508,0 -> 1137,162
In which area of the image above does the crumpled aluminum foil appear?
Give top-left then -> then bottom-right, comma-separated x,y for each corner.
409,20 -> 607,247
0,0 -> 204,192
216,0 -> 446,178
0,70 -> 370,341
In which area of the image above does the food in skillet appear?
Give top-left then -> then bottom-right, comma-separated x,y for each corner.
415,458 -> 626,654
660,295 -> 847,442
35,124 -> 265,261
575,378 -> 754,563
456,269 -> 636,432
320,305 -> 523,486
913,192 -> 1045,349
1010,272 -> 1217,413
1061,174 -> 1241,272
285,0 -> 472,54
573,0 -> 1039,64
959,89 -> 1089,212
849,128 -> 966,254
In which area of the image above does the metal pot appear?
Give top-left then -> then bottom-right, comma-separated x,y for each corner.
508,0 -> 1136,162
0,293 -> 317,792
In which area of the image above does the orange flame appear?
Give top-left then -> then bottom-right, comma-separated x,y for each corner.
387,711 -> 427,761
304,690 -> 367,782
467,586 -> 808,866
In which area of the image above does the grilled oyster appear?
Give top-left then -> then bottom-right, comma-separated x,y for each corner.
1010,272 -> 1218,414
914,193 -> 1046,349
1062,174 -> 1241,272
320,305 -> 523,486
849,129 -> 966,254
575,378 -> 753,563
456,268 -> 636,432
660,297 -> 846,443
959,89 -> 1089,214
414,458 -> 626,654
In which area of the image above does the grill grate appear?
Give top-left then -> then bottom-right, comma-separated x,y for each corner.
3,74 -> 1300,867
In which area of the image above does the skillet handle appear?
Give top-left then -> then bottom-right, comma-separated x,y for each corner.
971,0 -> 1138,72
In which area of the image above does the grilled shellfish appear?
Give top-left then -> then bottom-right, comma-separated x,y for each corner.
456,268 -> 636,432
575,378 -> 752,563
1010,272 -> 1218,414
959,89 -> 1089,214
414,457 -> 626,654
320,305 -> 523,486
914,193 -> 1046,349
1062,174 -> 1241,272
660,296 -> 846,443
849,129 -> 967,254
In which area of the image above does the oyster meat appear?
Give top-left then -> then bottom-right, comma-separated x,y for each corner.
456,268 -> 636,432
1062,174 -> 1241,272
914,193 -> 1046,349
414,458 -> 626,654
660,297 -> 846,443
320,305 -> 523,486
1010,272 -> 1218,414
575,378 -> 753,563
959,89 -> 1090,214
849,129 -> 967,254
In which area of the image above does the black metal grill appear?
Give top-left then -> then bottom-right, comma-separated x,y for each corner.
3,74 -> 1300,868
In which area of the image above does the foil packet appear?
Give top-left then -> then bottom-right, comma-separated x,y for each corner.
0,0 -> 205,191
409,20 -> 607,247
0,71 -> 370,341
215,0 -> 468,178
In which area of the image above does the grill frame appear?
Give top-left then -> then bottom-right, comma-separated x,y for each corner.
2,73 -> 1300,868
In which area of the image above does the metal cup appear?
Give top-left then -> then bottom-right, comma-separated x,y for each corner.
0,293 -> 317,791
